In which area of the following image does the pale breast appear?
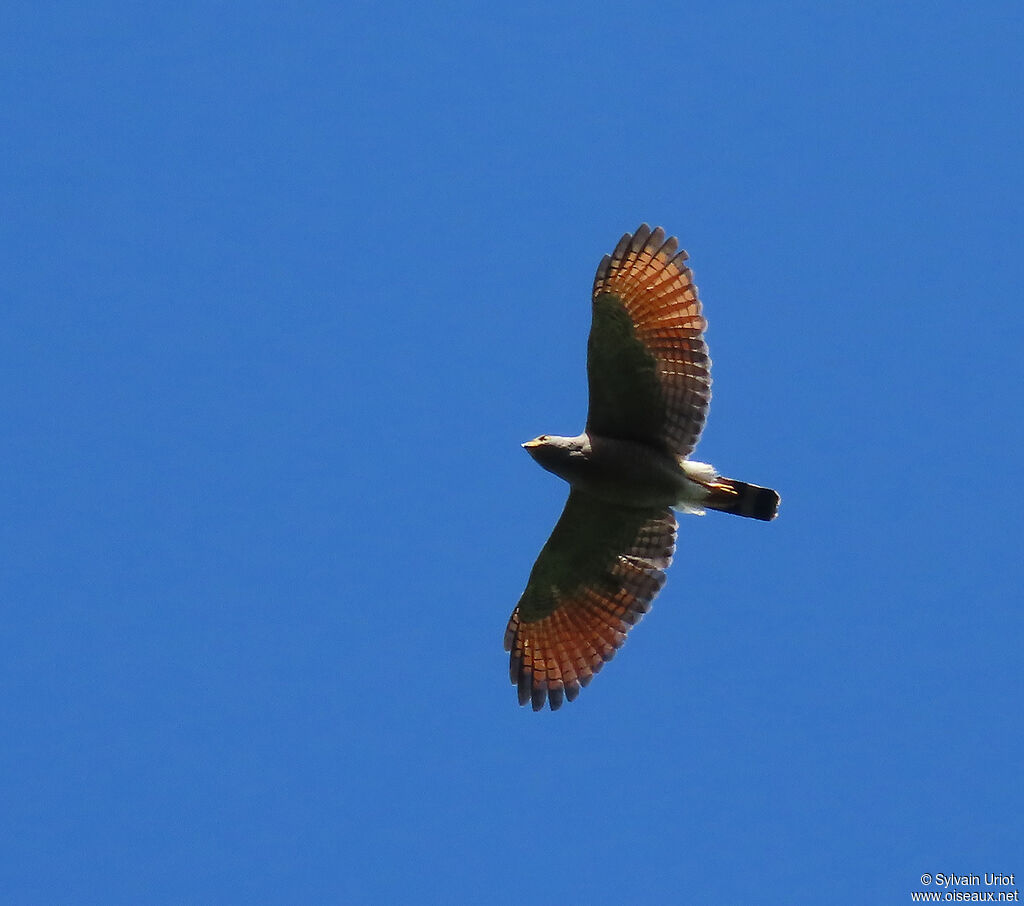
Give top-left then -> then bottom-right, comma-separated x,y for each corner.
569,435 -> 686,507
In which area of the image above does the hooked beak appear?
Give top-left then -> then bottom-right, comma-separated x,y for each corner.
522,439 -> 542,450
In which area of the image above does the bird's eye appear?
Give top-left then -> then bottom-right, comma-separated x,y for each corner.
539,435 -> 548,441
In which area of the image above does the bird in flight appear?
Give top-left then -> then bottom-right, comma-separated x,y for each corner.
506,224 -> 779,711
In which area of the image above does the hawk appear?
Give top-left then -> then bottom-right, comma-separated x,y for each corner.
506,224 -> 779,711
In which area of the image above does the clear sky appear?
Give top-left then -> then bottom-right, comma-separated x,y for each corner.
2,2 -> 1022,903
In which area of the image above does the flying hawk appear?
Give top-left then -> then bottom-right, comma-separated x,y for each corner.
506,224 -> 779,711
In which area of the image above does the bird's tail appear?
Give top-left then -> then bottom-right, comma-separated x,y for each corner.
703,477 -> 780,521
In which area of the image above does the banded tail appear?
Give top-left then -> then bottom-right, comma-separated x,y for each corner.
705,478 -> 780,521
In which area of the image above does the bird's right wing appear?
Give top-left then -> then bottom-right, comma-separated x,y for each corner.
587,224 -> 712,458
505,491 -> 677,711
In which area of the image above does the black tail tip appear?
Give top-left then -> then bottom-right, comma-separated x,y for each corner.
747,486 -> 780,521
707,479 -> 780,521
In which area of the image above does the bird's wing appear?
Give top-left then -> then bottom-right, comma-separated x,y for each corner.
587,224 -> 711,458
505,491 -> 677,711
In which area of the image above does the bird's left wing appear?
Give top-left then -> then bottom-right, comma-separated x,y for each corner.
587,224 -> 711,458
505,491 -> 677,711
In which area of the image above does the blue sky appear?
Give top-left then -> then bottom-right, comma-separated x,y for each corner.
2,2 -> 1022,903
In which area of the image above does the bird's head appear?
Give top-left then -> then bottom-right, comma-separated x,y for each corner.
521,434 -> 550,453
521,434 -> 587,475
